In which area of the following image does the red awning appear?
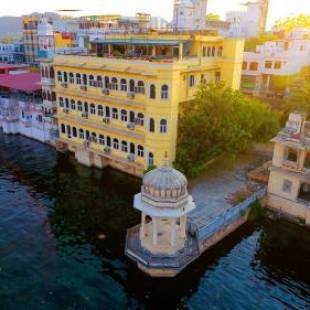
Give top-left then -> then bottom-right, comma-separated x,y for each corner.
0,73 -> 41,92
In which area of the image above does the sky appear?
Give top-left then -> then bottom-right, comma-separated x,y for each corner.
0,0 -> 309,29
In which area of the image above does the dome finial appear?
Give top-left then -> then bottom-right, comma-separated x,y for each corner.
162,152 -> 171,168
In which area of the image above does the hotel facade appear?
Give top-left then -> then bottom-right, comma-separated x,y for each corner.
54,32 -> 244,176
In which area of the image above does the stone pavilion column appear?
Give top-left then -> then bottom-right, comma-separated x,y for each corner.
152,217 -> 158,245
170,218 -> 176,247
140,213 -> 145,239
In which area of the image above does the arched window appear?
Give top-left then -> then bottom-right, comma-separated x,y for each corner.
136,80 -> 145,94
69,72 -> 74,84
112,108 -> 118,119
57,71 -> 62,82
66,125 -> 71,136
136,113 -> 144,126
44,67 -> 48,78
113,138 -> 119,150
106,136 -> 111,147
105,106 -> 110,117
63,72 -> 68,83
42,90 -> 47,100
120,79 -> 127,91
121,141 -> 128,152
161,84 -> 168,100
51,92 -> 56,101
79,129 -> 84,139
212,46 -> 216,57
50,67 -> 54,79
150,84 -> 156,99
98,105 -> 104,116
160,119 -> 167,133
207,46 -> 211,57
99,134 -> 105,145
72,127 -> 77,137
149,118 -> 155,132
97,76 -> 103,88
61,123 -> 66,133
129,79 -> 135,92
202,46 -> 206,57
59,97 -> 64,107
77,101 -> 83,111
250,62 -> 258,71
242,61 -> 248,70
84,102 -> 89,113
89,75 -> 95,86
90,104 -> 96,115
65,98 -> 69,108
121,109 -> 127,122
137,145 -> 144,157
70,99 -> 76,110
111,77 -> 118,90
82,74 -> 87,85
41,67 -> 45,78
148,152 -> 154,166
91,132 -> 97,143
76,73 -> 81,85
47,92 -> 52,101
105,76 -> 110,89
218,46 -> 223,57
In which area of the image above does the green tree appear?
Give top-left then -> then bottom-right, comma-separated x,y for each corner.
244,33 -> 278,52
175,83 -> 279,177
274,14 -> 310,32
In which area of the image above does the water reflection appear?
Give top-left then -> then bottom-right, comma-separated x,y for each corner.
0,134 -> 309,309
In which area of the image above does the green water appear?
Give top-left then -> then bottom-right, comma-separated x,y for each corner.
0,134 -> 309,309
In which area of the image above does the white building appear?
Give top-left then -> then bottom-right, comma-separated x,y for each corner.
268,112 -> 310,224
241,28 -> 310,96
226,0 -> 269,38
0,95 -> 56,143
0,43 -> 15,63
172,0 -> 208,31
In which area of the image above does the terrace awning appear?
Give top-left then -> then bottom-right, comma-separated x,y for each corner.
0,73 -> 41,92
93,38 -> 188,46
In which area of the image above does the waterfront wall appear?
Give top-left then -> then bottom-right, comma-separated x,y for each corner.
267,193 -> 310,225
189,188 -> 267,254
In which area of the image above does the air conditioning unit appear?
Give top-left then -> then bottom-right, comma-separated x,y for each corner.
61,82 -> 68,88
102,89 -> 110,95
102,117 -> 110,124
127,154 -> 135,161
127,122 -> 135,130
82,112 -> 89,118
127,92 -> 135,99
80,85 -> 87,91
104,147 -> 111,154
63,108 -> 69,113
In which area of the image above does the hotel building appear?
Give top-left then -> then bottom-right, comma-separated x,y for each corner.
54,31 -> 244,177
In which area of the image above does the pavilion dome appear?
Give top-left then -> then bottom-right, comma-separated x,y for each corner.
141,162 -> 188,204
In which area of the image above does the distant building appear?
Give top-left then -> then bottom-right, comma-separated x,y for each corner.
0,70 -> 56,144
172,0 -> 208,31
241,28 -> 310,97
268,112 -> 310,225
0,42 -> 24,64
53,31 -> 244,176
226,0 -> 269,38
22,15 -> 40,65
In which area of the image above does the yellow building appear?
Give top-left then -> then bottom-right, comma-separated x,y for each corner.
54,31 -> 244,177
23,15 -> 40,65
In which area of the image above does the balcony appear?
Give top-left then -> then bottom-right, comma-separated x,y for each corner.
57,112 -> 144,141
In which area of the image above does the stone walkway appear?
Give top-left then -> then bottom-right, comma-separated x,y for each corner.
189,145 -> 272,228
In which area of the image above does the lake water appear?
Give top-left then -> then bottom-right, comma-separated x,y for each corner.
0,134 -> 309,310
